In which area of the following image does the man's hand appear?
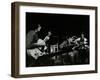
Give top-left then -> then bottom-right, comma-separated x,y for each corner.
37,39 -> 46,46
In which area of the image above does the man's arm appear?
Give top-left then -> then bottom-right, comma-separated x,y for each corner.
31,42 -> 46,48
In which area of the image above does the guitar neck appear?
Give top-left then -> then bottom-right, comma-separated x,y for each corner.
43,35 -> 50,42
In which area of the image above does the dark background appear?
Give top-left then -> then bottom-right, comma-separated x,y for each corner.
26,12 -> 89,44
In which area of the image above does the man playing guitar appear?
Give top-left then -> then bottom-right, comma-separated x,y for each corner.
26,24 -> 52,60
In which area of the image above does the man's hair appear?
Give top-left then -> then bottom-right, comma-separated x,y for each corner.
32,24 -> 41,30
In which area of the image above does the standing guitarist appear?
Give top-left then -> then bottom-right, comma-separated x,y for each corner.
26,24 -> 45,66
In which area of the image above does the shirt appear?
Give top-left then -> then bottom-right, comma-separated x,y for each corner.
26,30 -> 38,49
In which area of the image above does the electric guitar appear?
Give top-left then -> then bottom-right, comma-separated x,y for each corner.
27,32 -> 52,59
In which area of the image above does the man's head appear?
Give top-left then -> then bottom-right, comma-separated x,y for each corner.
81,33 -> 84,38
33,24 -> 42,32
72,36 -> 77,41
37,24 -> 41,32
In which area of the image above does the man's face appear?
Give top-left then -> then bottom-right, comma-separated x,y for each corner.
81,34 -> 84,38
37,26 -> 41,32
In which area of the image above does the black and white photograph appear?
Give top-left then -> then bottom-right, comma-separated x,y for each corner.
11,2 -> 97,78
26,12 -> 90,67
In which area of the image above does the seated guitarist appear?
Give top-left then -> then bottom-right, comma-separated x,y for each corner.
73,33 -> 89,64
59,35 -> 78,64
73,33 -> 89,50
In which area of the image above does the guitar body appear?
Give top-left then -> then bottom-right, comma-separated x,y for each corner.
27,48 -> 42,59
37,39 -> 47,51
27,39 -> 47,59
